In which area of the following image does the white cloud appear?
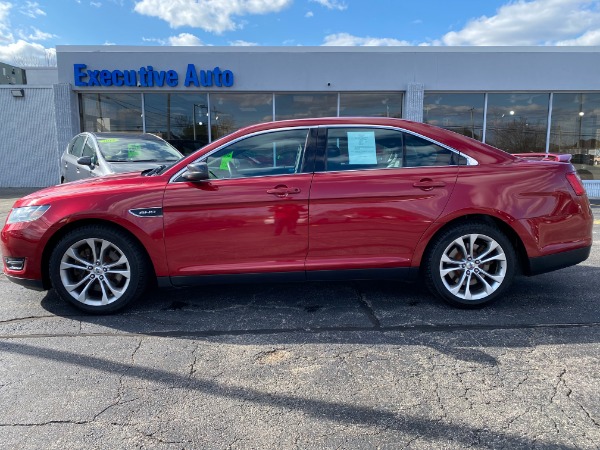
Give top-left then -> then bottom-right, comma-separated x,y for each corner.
323,32 -> 411,46
229,39 -> 258,46
142,33 -> 206,46
133,0 -> 293,34
0,2 -> 55,65
90,1 -> 102,7
20,27 -> 56,41
168,32 -> 204,46
20,1 -> 45,18
441,0 -> 600,46
142,36 -> 166,44
556,28 -> 600,44
0,1 -> 13,42
0,39 -> 55,66
310,0 -> 347,10
305,11 -> 314,18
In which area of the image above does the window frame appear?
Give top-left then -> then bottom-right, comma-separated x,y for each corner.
314,125 -> 476,173
171,126 -> 318,183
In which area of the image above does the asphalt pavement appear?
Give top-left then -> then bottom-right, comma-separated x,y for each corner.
0,188 -> 599,449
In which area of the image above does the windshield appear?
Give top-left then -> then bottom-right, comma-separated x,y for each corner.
97,137 -> 182,163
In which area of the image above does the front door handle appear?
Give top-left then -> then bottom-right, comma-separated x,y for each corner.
267,185 -> 301,197
413,179 -> 446,191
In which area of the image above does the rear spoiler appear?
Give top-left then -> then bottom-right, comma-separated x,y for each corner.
512,153 -> 572,163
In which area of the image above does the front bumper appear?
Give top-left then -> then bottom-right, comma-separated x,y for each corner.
3,273 -> 45,291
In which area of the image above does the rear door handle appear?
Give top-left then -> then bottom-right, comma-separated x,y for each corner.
413,179 -> 446,190
267,185 -> 301,197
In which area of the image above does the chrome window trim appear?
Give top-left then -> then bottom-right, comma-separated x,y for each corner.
319,124 -> 479,167
169,126 -> 313,183
170,123 -> 479,183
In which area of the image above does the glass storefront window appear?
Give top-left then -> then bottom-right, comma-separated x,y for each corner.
209,93 -> 274,141
80,93 -> 143,133
144,93 -> 209,155
485,93 -> 549,153
423,93 -> 484,140
550,93 -> 600,180
275,93 -> 337,120
339,93 -> 403,118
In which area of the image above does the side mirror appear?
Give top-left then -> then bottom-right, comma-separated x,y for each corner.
181,162 -> 209,182
77,156 -> 93,167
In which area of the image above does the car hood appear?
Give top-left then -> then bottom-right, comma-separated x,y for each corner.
12,172 -> 166,207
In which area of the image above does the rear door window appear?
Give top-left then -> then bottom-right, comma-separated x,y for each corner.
324,127 -> 466,171
325,127 -> 404,171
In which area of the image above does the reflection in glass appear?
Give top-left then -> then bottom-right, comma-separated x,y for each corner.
80,93 -> 143,133
204,129 -> 309,179
550,93 -> 600,180
423,93 -> 484,140
275,93 -> 337,120
485,93 -> 549,153
209,93 -> 274,140
340,93 -> 403,118
143,93 -> 208,155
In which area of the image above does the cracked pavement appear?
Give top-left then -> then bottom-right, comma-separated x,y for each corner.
0,195 -> 599,449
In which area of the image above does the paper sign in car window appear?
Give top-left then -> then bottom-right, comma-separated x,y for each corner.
348,131 -> 377,165
98,138 -> 119,143
127,143 -> 142,158
219,151 -> 234,170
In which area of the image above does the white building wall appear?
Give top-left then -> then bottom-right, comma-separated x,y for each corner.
0,86 -> 60,187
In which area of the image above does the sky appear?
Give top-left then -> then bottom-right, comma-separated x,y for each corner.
2,0 -> 600,66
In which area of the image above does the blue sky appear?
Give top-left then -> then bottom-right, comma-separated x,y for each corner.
2,0 -> 600,65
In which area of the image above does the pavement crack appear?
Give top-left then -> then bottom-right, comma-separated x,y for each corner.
131,337 -> 143,364
0,420 -> 89,427
353,282 -> 381,328
1,321 -> 600,340
189,343 -> 199,379
0,315 -> 57,325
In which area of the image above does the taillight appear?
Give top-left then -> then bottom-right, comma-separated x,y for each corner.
566,172 -> 586,196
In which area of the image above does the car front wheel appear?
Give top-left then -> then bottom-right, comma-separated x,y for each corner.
424,222 -> 516,307
49,225 -> 149,313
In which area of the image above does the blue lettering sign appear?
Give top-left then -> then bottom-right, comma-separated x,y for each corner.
73,64 -> 233,89
222,70 -> 234,87
184,64 -> 200,87
74,64 -> 87,86
166,70 -> 178,87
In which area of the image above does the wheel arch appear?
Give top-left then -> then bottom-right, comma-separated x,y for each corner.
416,214 -> 529,276
40,218 -> 157,290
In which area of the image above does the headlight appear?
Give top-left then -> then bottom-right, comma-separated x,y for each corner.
7,205 -> 50,224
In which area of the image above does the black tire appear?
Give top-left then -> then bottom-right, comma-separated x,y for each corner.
49,224 -> 149,314
424,222 -> 516,308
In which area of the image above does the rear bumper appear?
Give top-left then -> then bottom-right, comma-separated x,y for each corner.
527,245 -> 591,276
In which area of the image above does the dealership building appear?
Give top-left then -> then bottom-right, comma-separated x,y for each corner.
1,45 -> 599,195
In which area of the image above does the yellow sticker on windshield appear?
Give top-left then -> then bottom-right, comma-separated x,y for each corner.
220,151 -> 234,170
98,138 -> 118,143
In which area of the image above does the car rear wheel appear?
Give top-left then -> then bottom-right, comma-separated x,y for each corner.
424,222 -> 516,307
49,225 -> 149,313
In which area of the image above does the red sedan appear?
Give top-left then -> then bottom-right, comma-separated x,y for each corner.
1,118 -> 593,313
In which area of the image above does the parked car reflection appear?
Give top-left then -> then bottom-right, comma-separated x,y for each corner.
61,132 -> 183,183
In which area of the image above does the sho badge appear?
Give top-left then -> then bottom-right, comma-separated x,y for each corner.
129,207 -> 163,217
